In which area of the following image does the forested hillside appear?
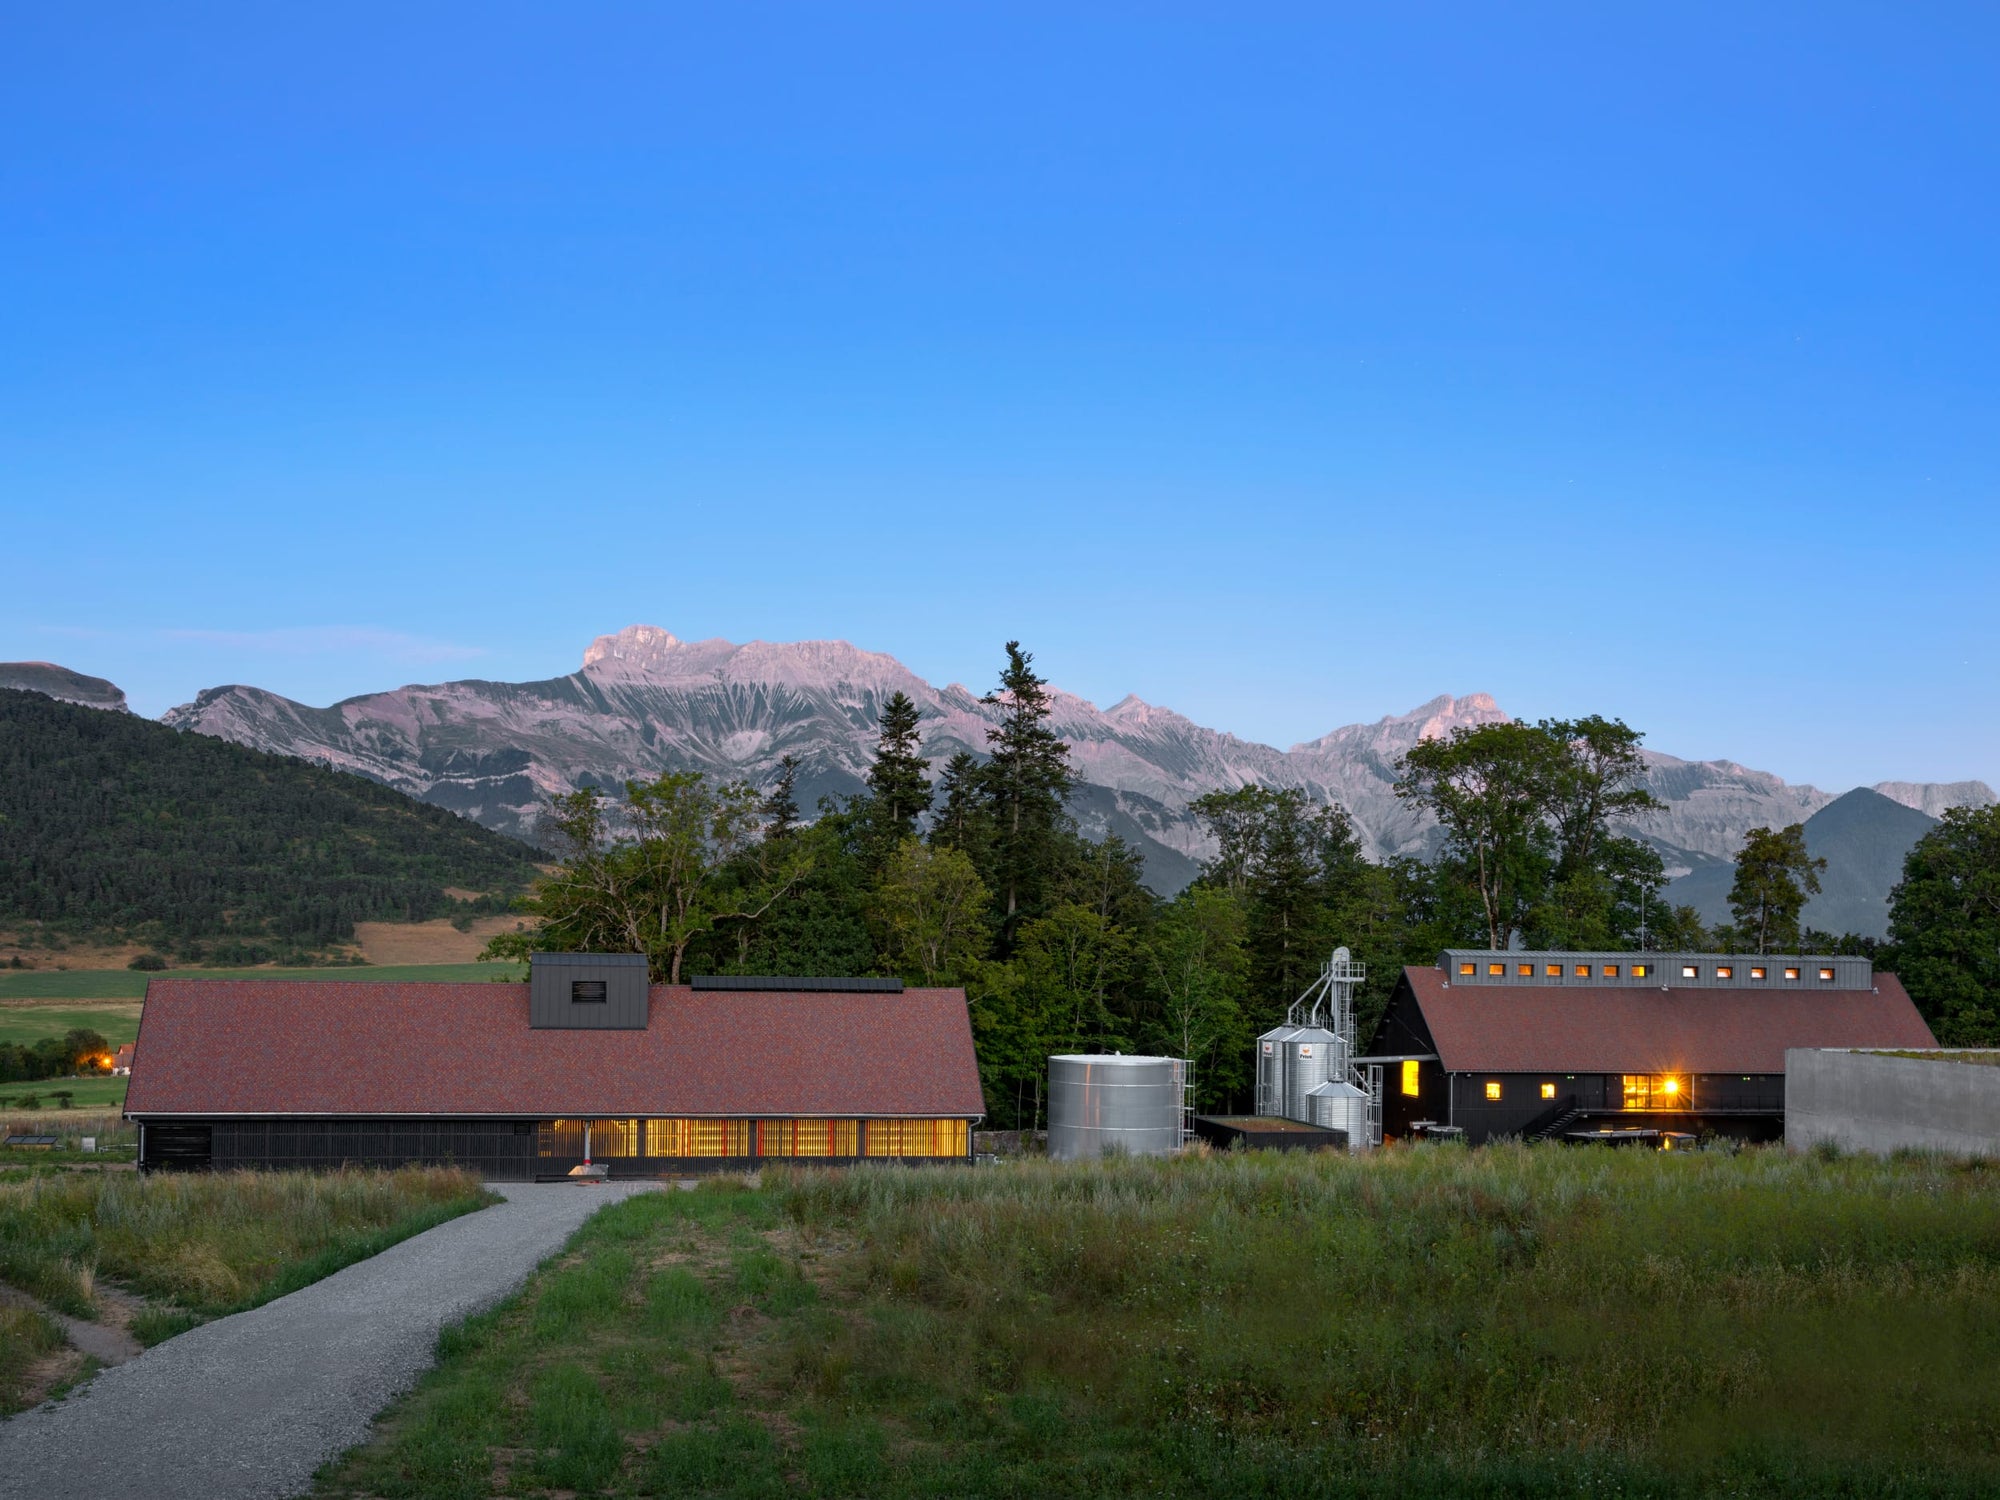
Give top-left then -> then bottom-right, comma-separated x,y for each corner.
0,689 -> 540,963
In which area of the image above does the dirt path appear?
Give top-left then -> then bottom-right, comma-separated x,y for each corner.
0,1181 -> 660,1500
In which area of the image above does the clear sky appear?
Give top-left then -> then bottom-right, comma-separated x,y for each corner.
3,5 -> 1995,792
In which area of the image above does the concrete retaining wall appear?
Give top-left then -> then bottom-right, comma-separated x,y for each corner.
1786,1048 -> 2000,1157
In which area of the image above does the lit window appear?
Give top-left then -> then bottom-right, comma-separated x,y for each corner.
1819,967 -> 1835,981
1517,963 -> 1534,976
1750,966 -> 1766,980
1401,1059 -> 1421,1097
1681,965 -> 1698,979
1488,962 -> 1505,976
1632,964 -> 1649,978
1540,1083 -> 1556,1100
1459,962 -> 1475,976
1484,1081 -> 1502,1101
1715,965 -> 1733,979
1602,964 -> 1620,978
1661,1078 -> 1680,1097
1783,967 -> 1800,981
1574,964 -> 1591,977
1545,963 -> 1563,976
1622,1075 -> 1651,1109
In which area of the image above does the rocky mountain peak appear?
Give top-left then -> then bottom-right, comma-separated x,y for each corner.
0,662 -> 130,712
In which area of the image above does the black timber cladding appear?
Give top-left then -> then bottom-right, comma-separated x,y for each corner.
530,951 -> 649,1029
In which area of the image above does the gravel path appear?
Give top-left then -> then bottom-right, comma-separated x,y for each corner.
0,1181 -> 660,1500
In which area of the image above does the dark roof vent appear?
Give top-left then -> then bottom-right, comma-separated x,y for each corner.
690,975 -> 905,994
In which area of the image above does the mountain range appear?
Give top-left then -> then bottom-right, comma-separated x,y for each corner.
120,625 -> 1993,932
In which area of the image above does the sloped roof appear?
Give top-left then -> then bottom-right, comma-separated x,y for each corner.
125,981 -> 985,1119
1401,965 -> 1935,1074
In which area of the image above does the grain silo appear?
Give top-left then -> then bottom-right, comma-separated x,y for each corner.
1047,1054 -> 1188,1161
1251,947 -> 1380,1147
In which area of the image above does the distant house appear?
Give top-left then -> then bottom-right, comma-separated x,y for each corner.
1365,950 -> 1936,1144
111,1043 -> 135,1076
124,953 -> 985,1176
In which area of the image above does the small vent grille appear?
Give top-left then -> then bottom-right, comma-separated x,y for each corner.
571,980 -> 608,1003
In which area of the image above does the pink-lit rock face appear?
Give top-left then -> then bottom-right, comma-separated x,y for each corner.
161,625 -> 1994,892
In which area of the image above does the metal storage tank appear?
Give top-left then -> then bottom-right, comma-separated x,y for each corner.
1279,1026 -> 1336,1122
1306,1080 -> 1371,1151
1048,1055 -> 1185,1161
1255,1025 -> 1300,1118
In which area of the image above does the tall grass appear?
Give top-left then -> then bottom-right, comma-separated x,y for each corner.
0,1302 -> 67,1414
321,1149 -> 2000,1498
0,1166 -> 493,1325
774,1144 -> 2000,1489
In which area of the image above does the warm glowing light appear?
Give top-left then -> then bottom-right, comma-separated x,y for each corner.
1662,1078 -> 1679,1095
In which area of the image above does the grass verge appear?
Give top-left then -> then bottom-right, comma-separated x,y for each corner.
0,1166 -> 495,1335
318,1147 -> 2000,1498
0,962 -> 526,1002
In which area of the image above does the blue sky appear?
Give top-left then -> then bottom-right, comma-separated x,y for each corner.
3,5 -> 1995,791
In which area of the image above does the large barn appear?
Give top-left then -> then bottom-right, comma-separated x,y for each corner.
124,954 -> 986,1176
1366,950 -> 1936,1144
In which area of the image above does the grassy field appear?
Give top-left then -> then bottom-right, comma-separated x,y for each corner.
0,1075 -> 128,1113
321,1146 -> 2000,1499
0,1001 -> 143,1047
0,1165 -> 496,1410
0,961 -> 527,1002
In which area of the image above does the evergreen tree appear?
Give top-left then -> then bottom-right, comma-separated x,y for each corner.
859,691 -> 933,863
760,755 -> 802,841
980,642 -> 1075,947
1727,824 -> 1825,955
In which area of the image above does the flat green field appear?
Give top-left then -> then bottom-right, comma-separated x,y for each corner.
0,1002 -> 142,1048
0,961 -> 527,1002
0,1074 -> 128,1111
321,1145 -> 2000,1499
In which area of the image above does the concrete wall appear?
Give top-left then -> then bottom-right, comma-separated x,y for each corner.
1786,1049 -> 2000,1157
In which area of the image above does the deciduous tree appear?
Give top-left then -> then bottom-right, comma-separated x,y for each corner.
1885,806 -> 2000,1043
1727,823 -> 1825,955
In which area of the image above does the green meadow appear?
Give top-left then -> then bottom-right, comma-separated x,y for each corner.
320,1144 -> 2000,1499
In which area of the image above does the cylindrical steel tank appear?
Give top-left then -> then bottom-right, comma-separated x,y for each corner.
1306,1079 -> 1371,1150
1047,1055 -> 1184,1161
1280,1026 -> 1336,1122
1255,1025 -> 1299,1117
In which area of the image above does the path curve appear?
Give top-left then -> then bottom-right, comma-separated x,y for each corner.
0,1181 -> 659,1500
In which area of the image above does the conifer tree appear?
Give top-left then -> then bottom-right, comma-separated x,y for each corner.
980,642 -> 1075,946
761,754 -> 802,841
861,691 -> 933,856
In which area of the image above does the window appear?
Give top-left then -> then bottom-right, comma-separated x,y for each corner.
1540,1083 -> 1556,1100
1622,1076 -> 1688,1109
1484,1081 -> 1502,1101
1545,963 -> 1563,976
1401,1059 -> 1421,1097
1681,965 -> 1699,979
1783,967 -> 1800,981
1516,963 -> 1534,976
864,1119 -> 971,1157
1459,962 -> 1475,976
1750,966 -> 1766,981
1573,964 -> 1591,977
757,1119 -> 860,1158
1602,964 -> 1620,978
1715,965 -> 1733,979
1632,964 -> 1649,978
1819,967 -> 1836,981
537,1118 -> 638,1158
570,980 -> 608,1003
1488,962 -> 1505,976
646,1119 -> 753,1158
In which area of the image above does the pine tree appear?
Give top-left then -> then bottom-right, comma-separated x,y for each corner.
761,755 -> 802,841
929,752 -> 994,866
861,691 -> 932,857
981,642 -> 1075,946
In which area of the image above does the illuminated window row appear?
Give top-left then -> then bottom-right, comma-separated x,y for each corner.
535,1118 -> 969,1159
1479,1081 -> 1571,1102
1460,961 -> 1653,978
1476,1076 -> 1688,1106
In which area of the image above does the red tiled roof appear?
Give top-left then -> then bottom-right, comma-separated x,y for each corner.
125,981 -> 985,1119
1403,966 -> 1936,1074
